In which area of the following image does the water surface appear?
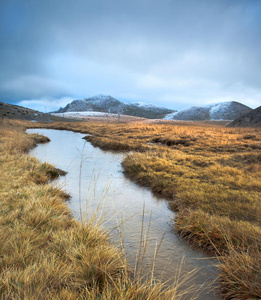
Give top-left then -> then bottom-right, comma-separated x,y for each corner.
28,128 -> 221,299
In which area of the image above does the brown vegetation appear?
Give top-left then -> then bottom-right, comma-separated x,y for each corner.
0,119 -> 191,299
22,119 -> 261,299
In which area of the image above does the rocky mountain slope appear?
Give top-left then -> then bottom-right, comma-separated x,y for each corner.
57,95 -> 175,119
164,101 -> 252,121
227,106 -> 261,127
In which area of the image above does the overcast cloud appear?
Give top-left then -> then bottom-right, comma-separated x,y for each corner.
1,0 -> 261,111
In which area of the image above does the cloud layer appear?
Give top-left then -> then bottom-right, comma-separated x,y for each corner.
1,0 -> 261,111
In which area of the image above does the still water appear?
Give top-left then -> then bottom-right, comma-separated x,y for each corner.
27,128 -> 221,299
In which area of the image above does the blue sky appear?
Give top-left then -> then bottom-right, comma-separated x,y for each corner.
1,0 -> 261,112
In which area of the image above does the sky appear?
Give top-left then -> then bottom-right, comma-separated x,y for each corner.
1,0 -> 261,112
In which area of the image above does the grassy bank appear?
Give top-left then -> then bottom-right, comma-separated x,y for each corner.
25,120 -> 261,299
0,119 -> 189,299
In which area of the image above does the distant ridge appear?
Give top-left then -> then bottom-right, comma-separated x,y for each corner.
164,101 -> 252,121
227,106 -> 261,127
57,95 -> 175,119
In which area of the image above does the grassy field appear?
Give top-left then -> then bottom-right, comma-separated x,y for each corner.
23,119 -> 261,299
0,119 -> 192,299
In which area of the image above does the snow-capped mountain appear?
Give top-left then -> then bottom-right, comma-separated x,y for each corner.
57,95 -> 175,119
164,101 -> 252,121
227,106 -> 261,127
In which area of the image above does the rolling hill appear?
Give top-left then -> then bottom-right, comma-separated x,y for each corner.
164,101 -> 252,121
0,102 -> 73,122
227,106 -> 261,127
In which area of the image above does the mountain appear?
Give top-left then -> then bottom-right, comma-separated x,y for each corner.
0,102 -> 73,122
164,101 -> 252,121
227,106 -> 261,127
57,95 -> 175,119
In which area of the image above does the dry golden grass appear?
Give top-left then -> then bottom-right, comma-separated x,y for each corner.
0,119 -> 194,299
21,119 -> 261,298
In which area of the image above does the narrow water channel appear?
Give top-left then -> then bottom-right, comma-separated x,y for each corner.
27,128 -> 221,299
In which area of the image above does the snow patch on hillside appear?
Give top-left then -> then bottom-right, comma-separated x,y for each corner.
52,111 -> 110,117
163,111 -> 179,120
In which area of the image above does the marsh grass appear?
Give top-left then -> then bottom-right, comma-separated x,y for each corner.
0,119 -> 198,299
22,119 -> 261,298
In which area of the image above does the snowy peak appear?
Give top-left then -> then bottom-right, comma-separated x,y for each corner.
57,95 -> 121,113
86,94 -> 111,100
164,101 -> 252,121
84,95 -> 120,105
59,99 -> 88,112
208,101 -> 250,120
83,95 -> 121,112
57,95 -> 175,119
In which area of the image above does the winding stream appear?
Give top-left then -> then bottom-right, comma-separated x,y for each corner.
27,128 -> 221,299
